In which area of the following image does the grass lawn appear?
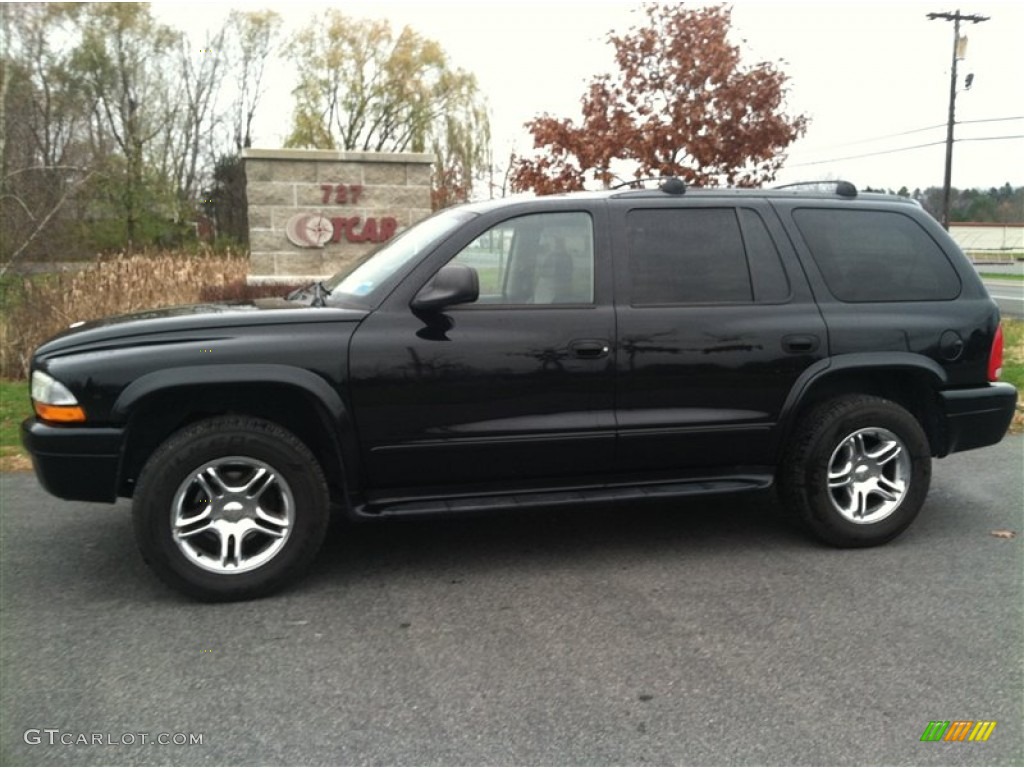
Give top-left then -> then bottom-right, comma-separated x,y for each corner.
1001,318 -> 1024,392
0,379 -> 33,471
979,273 -> 1024,281
1,320 -> 1022,472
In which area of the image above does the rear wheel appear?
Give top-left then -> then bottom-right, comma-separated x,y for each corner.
132,416 -> 329,600
780,395 -> 931,547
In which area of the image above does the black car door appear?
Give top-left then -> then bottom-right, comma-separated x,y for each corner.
348,203 -> 616,492
610,198 -> 827,472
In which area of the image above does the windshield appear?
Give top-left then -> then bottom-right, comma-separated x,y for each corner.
323,208 -> 477,305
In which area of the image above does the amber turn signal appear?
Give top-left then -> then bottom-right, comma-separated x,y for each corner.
33,402 -> 86,423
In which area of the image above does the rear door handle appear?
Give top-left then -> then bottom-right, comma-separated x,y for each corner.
569,339 -> 611,359
782,334 -> 820,354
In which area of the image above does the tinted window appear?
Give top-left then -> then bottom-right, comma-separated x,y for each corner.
450,212 -> 594,305
739,208 -> 790,303
628,208 -> 752,305
793,209 -> 961,302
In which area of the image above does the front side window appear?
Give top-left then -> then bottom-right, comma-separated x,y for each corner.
792,208 -> 961,302
448,212 -> 594,305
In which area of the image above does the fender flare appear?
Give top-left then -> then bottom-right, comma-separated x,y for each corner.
772,353 -> 948,457
113,364 -> 358,492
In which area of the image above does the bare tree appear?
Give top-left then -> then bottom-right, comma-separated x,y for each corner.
1,3 -> 93,266
75,3 -> 179,246
165,23 -> 228,211
227,9 -> 282,151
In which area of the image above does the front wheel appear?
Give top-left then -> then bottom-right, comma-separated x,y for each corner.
779,395 -> 932,547
132,416 -> 330,601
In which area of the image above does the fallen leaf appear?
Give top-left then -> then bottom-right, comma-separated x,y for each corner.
990,530 -> 1017,539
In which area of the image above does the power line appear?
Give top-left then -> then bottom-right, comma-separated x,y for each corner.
798,124 -> 945,153
961,116 -> 1024,126
786,134 -> 1022,168
796,115 -> 1023,154
959,134 -> 1024,142
787,141 -> 945,167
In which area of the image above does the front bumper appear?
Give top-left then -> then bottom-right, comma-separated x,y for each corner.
939,382 -> 1018,455
20,419 -> 123,503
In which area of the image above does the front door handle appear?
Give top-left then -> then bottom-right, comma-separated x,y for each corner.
569,339 -> 611,359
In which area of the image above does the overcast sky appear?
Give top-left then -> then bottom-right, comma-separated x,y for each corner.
154,0 -> 1024,193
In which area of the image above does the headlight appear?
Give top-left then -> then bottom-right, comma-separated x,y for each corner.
31,370 -> 86,422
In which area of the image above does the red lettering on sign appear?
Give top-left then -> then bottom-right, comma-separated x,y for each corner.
325,215 -> 400,244
379,217 -> 398,242
329,217 -> 346,243
319,184 -> 366,206
360,218 -> 378,243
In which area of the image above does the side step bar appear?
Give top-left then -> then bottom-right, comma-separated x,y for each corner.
354,474 -> 773,518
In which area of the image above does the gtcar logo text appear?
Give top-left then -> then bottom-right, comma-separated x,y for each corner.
920,720 -> 997,742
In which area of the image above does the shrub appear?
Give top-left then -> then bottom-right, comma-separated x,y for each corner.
0,249 -> 266,379
197,279 -> 303,303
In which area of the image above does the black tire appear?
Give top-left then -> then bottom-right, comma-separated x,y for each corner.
779,395 -> 931,547
132,416 -> 330,601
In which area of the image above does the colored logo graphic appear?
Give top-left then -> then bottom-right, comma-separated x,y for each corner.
920,720 -> 997,742
285,214 -> 335,248
285,212 -> 399,248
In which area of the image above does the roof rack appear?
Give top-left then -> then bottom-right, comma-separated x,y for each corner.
773,180 -> 858,198
610,176 -> 687,195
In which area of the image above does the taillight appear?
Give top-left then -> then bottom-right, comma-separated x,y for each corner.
987,324 -> 1004,382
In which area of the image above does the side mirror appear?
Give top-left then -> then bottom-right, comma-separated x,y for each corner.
411,263 -> 479,312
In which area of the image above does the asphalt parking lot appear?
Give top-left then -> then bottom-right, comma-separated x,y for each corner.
1,436 -> 1021,766
980,276 -> 1024,319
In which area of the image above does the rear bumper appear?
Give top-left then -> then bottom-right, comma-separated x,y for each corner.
20,419 -> 123,503
939,382 -> 1018,455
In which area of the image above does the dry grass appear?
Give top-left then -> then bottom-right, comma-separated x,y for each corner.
1011,411 -> 1024,434
0,454 -> 32,472
0,249 -> 300,380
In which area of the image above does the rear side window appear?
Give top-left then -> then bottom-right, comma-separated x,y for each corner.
792,209 -> 961,302
627,208 -> 753,304
739,208 -> 790,303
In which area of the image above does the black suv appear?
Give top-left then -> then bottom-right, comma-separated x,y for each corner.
22,181 -> 1017,600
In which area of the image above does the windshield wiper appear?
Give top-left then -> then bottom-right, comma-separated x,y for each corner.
286,281 -> 333,307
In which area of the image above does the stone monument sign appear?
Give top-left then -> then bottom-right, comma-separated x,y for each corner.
242,148 -> 435,283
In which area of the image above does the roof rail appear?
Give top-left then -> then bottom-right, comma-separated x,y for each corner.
610,176 -> 687,195
773,180 -> 858,198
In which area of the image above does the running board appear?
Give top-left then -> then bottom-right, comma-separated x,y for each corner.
354,474 -> 773,518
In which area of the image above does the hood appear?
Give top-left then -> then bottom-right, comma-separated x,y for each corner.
36,299 -> 367,357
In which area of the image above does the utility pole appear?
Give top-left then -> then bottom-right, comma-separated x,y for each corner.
927,9 -> 989,230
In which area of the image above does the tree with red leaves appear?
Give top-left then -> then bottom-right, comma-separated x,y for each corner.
511,3 -> 808,194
